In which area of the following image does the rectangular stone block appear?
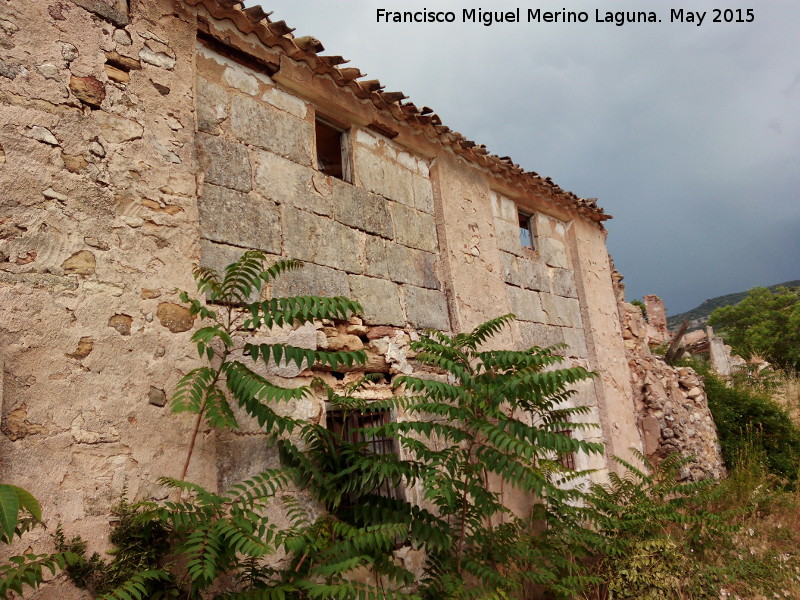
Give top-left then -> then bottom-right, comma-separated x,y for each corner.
261,86 -> 308,120
254,149 -> 332,216
197,133 -> 251,192
196,77 -> 229,135
492,192 -> 517,222
355,145 -> 414,206
403,285 -> 450,331
269,261 -> 351,299
500,252 -> 550,292
364,236 -> 390,279
349,275 -> 404,326
386,243 -> 439,290
411,174 -> 434,214
537,236 -> 570,269
217,435 -> 280,490
561,327 -> 589,359
550,268 -> 578,298
540,293 -> 583,328
333,179 -> 393,238
283,207 -> 364,274
199,184 -> 280,253
391,203 -> 438,252
494,218 -> 524,257
518,321 -> 565,350
507,286 -> 546,323
230,95 -> 313,166
200,238 -> 250,274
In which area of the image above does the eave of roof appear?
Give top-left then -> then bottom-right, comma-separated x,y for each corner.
184,0 -> 611,222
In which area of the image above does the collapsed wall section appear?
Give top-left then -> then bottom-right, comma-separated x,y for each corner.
621,302 -> 726,480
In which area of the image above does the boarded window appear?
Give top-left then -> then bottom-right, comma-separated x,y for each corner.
326,408 -> 403,500
518,210 -> 535,250
315,117 -> 349,180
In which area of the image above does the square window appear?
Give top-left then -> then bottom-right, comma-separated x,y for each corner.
518,210 -> 535,250
315,117 -> 350,181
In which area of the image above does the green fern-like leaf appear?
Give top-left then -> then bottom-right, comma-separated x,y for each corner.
96,570 -> 172,600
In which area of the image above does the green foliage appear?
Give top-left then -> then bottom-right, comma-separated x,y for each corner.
165,251 -> 408,600
667,279 -> 800,331
54,497 -> 173,598
0,484 -> 41,543
0,485 -> 79,596
0,551 -> 78,597
572,451 -> 730,599
702,368 -> 800,482
172,250 -> 365,478
163,265 -> 602,600
385,315 -> 601,597
708,285 -> 800,370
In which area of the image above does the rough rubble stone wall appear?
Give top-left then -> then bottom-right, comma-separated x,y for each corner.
0,0 -> 220,567
621,303 -> 726,480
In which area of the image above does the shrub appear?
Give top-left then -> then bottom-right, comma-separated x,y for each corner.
702,369 -> 800,482
0,485 -> 78,596
708,286 -> 800,370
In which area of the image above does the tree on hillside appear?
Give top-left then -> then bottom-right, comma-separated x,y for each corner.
708,286 -> 800,370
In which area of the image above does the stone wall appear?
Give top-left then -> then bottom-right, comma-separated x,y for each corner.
0,0 -> 668,582
195,42 -> 450,333
0,0 -> 216,565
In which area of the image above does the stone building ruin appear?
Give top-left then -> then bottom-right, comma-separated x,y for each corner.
0,0 -> 724,570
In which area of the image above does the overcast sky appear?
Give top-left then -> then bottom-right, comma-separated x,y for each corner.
249,1 -> 799,314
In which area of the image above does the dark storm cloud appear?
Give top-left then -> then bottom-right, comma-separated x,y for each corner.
249,0 -> 800,313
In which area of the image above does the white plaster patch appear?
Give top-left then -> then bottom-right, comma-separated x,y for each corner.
490,191 -> 501,218
196,42 -> 273,87
499,194 -> 517,222
396,150 -> 417,172
223,65 -> 259,96
355,128 -> 381,148
262,87 -> 308,119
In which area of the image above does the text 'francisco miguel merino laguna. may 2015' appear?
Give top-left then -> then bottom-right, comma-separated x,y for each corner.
375,8 -> 756,27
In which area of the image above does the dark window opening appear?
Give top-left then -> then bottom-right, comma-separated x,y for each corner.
326,408 -> 404,500
519,210 -> 535,250
315,118 -> 348,180
555,429 -> 576,471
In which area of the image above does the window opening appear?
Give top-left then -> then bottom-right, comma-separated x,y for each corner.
326,408 -> 403,500
315,117 -> 349,180
518,210 -> 535,250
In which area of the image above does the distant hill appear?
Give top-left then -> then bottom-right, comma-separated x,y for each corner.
667,280 -> 800,332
